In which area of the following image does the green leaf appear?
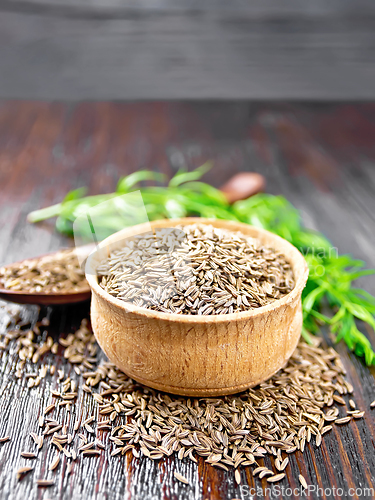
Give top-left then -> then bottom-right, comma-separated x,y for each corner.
168,162 -> 212,187
345,303 -> 375,330
301,326 -> 314,344
116,171 -> 166,193
303,287 -> 326,313
308,309 -> 331,324
164,199 -> 187,219
63,187 -> 87,202
179,182 -> 229,205
55,216 -> 74,236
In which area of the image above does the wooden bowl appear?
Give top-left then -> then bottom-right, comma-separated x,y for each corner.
85,218 -> 308,396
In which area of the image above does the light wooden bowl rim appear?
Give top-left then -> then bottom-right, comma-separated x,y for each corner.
85,217 -> 309,324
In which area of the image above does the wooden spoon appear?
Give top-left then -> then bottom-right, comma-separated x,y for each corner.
0,244 -> 94,305
0,286 -> 91,306
0,172 -> 265,305
220,172 -> 265,204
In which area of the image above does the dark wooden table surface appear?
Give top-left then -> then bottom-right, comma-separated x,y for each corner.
2,2 -> 375,100
0,101 -> 375,500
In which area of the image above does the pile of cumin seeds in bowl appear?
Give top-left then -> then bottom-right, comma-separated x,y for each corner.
0,248 -> 87,294
1,305 -> 368,488
96,224 -> 295,315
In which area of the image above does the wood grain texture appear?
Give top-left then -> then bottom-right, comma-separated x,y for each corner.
3,0 -> 375,15
1,7 -> 375,99
0,101 -> 375,499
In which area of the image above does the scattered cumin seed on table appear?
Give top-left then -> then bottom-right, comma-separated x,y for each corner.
234,469 -> 241,484
352,411 -> 365,418
349,399 -> 356,409
174,472 -> 189,484
335,417 -> 352,425
259,469 -> 273,479
1,306 -> 371,489
48,455 -> 60,471
299,474 -> 308,489
20,451 -> 37,459
16,467 -> 33,480
279,458 -> 289,471
82,450 -> 101,457
267,473 -> 285,483
35,479 -> 55,487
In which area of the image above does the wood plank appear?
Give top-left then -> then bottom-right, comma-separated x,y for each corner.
0,102 -> 375,500
4,0 -> 375,15
1,12 -> 375,99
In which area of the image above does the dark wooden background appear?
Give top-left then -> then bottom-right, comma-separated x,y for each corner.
2,2 -> 375,99
0,101 -> 375,499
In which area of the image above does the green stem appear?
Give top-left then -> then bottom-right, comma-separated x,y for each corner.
27,203 -> 63,223
301,327 -> 314,345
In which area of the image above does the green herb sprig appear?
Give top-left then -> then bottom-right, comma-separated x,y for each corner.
28,166 -> 375,364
